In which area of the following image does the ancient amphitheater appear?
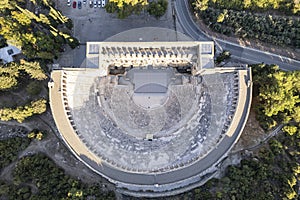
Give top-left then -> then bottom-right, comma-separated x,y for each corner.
49,39 -> 252,196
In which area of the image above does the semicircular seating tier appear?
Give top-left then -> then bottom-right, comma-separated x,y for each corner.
57,67 -> 240,173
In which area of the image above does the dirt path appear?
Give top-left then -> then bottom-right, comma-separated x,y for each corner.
0,121 -> 31,138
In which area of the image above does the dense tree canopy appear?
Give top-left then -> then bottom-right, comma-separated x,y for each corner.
0,150 -> 116,199
0,0 -> 78,60
106,0 -> 148,18
204,138 -> 300,200
106,0 -> 169,18
192,0 -> 300,15
252,63 -> 300,129
192,0 -> 300,48
0,99 -> 47,123
10,153 -> 115,199
147,0 -> 168,18
0,60 -> 47,91
0,137 -> 30,169
196,8 -> 300,48
109,0 -> 148,8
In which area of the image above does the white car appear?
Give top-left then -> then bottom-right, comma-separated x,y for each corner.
67,0 -> 71,6
101,0 -> 105,7
94,0 -> 97,7
97,0 -> 101,7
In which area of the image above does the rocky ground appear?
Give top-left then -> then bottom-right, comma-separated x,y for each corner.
233,108 -> 266,152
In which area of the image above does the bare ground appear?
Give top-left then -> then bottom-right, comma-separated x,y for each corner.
232,108 -> 266,152
214,108 -> 266,179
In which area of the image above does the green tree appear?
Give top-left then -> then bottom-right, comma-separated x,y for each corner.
0,137 -> 31,169
109,0 -> 148,8
196,7 -> 300,48
0,99 -> 47,123
0,76 -> 18,90
106,0 -> 148,18
216,50 -> 231,64
217,9 -> 227,23
0,0 -> 78,60
269,139 -> 283,155
48,6 -> 69,24
282,125 -> 298,136
147,0 -> 168,18
0,60 -> 46,91
19,60 -> 47,80
28,130 -> 44,140
193,0 -> 209,11
12,153 -> 116,199
252,64 -> 300,129
11,11 -> 32,26
0,0 -> 9,10
193,0 -> 300,15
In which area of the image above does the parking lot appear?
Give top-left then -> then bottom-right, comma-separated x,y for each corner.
68,0 -> 106,9
56,0 -> 181,67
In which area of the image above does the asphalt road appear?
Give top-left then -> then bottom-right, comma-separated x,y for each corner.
174,0 -> 300,71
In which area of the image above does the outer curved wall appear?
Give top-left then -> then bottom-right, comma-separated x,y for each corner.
49,66 -> 252,196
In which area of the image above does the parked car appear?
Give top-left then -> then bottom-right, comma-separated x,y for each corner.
101,0 -> 105,7
67,0 -> 71,6
89,0 -> 93,8
78,1 -> 82,9
97,0 -> 101,7
72,1 -> 76,8
83,0 -> 86,4
94,1 -> 97,8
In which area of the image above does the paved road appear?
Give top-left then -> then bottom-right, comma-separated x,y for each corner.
174,0 -> 300,71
